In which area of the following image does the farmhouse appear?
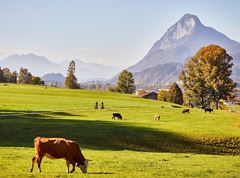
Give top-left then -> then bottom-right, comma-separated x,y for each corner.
232,96 -> 240,105
140,91 -> 158,100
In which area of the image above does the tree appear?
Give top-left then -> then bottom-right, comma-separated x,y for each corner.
65,60 -> 79,89
168,82 -> 183,105
18,68 -> 32,84
10,71 -> 17,83
0,67 -> 3,82
108,85 -> 119,92
200,45 -> 236,109
179,44 -> 236,109
117,70 -> 136,94
31,76 -> 44,85
2,68 -> 12,83
179,57 -> 208,106
158,89 -> 169,102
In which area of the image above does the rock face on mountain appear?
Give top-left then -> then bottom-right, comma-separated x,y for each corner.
134,63 -> 183,88
128,14 -> 240,87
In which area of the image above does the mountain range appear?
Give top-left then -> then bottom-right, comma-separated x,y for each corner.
0,53 -> 122,82
127,14 -> 240,87
0,14 -> 239,87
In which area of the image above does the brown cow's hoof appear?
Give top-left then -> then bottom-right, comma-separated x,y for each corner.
29,169 -> 33,172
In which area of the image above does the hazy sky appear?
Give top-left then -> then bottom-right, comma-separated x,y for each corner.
0,0 -> 239,66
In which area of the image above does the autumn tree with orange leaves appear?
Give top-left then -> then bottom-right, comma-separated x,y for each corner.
179,45 -> 236,109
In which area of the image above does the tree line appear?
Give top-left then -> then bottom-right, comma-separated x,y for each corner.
0,67 -> 44,85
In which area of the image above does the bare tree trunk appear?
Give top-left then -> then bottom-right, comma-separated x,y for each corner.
214,92 -> 219,110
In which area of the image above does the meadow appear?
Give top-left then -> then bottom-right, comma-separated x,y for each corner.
0,84 -> 239,177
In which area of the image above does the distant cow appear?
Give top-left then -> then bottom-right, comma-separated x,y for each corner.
112,113 -> 122,120
200,106 -> 206,110
182,109 -> 190,114
29,137 -> 89,173
154,114 -> 160,121
204,107 -> 213,113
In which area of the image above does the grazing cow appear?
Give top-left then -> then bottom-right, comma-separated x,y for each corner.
200,106 -> 206,110
182,109 -> 190,114
29,137 -> 89,173
154,114 -> 160,121
112,113 -> 122,120
204,107 -> 213,113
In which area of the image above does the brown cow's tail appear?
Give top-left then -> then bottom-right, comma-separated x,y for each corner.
33,137 -> 42,155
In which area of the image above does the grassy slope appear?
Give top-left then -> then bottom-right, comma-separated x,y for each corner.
0,84 -> 239,177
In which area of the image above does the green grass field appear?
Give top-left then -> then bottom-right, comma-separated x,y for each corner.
0,84 -> 239,177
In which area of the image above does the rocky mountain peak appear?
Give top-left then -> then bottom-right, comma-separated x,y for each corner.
152,14 -> 203,51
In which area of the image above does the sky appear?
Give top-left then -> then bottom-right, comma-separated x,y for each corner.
0,0 -> 240,67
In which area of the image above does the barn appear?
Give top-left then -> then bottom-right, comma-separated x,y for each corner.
140,91 -> 158,100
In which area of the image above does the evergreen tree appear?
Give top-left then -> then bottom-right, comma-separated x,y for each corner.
65,60 -> 79,89
117,70 -> 136,94
0,67 -> 3,82
168,82 -> 183,105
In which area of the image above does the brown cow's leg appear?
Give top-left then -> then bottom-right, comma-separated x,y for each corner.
37,157 -> 43,173
66,160 -> 70,173
66,155 -> 75,173
29,156 -> 36,172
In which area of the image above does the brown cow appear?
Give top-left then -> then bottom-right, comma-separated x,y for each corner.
29,137 -> 89,173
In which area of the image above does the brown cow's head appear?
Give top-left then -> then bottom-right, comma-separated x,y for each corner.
77,160 -> 88,173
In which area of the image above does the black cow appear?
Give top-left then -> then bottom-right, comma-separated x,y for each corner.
204,107 -> 213,113
112,113 -> 122,120
182,109 -> 190,114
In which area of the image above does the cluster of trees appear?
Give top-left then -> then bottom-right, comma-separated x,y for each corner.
0,67 -> 17,83
65,61 -> 137,94
0,67 -> 44,85
18,68 -> 44,85
158,82 -> 183,105
179,45 -> 236,109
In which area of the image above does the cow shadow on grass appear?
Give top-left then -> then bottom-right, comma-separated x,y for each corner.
0,110 -> 239,155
